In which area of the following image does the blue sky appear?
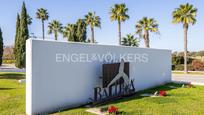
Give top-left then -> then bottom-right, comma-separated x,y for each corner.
0,0 -> 204,51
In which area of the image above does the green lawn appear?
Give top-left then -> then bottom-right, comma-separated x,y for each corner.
0,72 -> 25,115
56,83 -> 204,115
1,72 -> 204,115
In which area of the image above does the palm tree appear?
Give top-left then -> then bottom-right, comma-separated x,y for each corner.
76,19 -> 87,42
135,17 -> 159,48
110,4 -> 129,45
48,20 -> 63,40
36,8 -> 49,39
85,12 -> 101,43
172,3 -> 197,74
122,34 -> 139,47
63,24 -> 77,41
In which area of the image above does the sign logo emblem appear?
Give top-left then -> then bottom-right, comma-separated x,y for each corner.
93,59 -> 135,103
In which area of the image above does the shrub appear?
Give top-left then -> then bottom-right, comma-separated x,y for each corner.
172,56 -> 193,65
196,51 -> 204,57
174,64 -> 184,70
174,64 -> 194,71
172,56 -> 183,65
2,60 -> 15,64
192,60 -> 204,71
172,65 -> 175,70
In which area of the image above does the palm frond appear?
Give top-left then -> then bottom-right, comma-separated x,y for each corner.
122,34 -> 139,47
172,3 -> 197,26
36,8 -> 49,21
85,12 -> 101,28
135,17 -> 159,39
109,3 -> 129,22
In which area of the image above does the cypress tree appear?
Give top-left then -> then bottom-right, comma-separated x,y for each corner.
0,28 -> 3,66
18,2 -> 29,68
14,14 -> 21,67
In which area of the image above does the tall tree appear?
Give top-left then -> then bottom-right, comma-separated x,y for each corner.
122,34 -> 139,47
76,19 -> 87,42
63,24 -> 77,41
48,20 -> 63,40
36,8 -> 49,39
0,28 -> 3,66
172,3 -> 197,74
27,14 -> 32,25
63,19 -> 87,42
18,2 -> 29,68
135,17 -> 159,48
110,4 -> 129,45
85,12 -> 101,43
14,13 -> 20,67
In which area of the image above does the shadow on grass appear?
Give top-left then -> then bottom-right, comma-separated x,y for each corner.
53,83 -> 183,114
100,83 -> 183,106
0,73 -> 25,80
0,87 -> 16,90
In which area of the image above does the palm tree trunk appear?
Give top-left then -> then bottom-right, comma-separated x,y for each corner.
42,20 -> 45,40
55,31 -> 58,41
184,27 -> 188,74
144,30 -> 150,48
91,26 -> 94,43
118,21 -> 121,45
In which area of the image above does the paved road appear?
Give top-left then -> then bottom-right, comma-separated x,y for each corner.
172,74 -> 204,84
0,64 -> 25,72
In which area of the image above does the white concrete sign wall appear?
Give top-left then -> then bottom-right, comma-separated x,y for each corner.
26,39 -> 171,114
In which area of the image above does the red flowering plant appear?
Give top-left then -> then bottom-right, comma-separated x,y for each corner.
159,90 -> 167,96
108,106 -> 118,114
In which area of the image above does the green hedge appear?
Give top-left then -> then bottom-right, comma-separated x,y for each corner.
172,64 -> 194,71
172,56 -> 193,65
2,60 -> 15,64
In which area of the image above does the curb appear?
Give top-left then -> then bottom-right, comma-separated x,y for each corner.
172,81 -> 204,86
172,74 -> 204,77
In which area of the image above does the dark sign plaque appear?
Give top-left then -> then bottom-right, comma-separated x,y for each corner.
93,60 -> 135,103
102,62 -> 129,88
